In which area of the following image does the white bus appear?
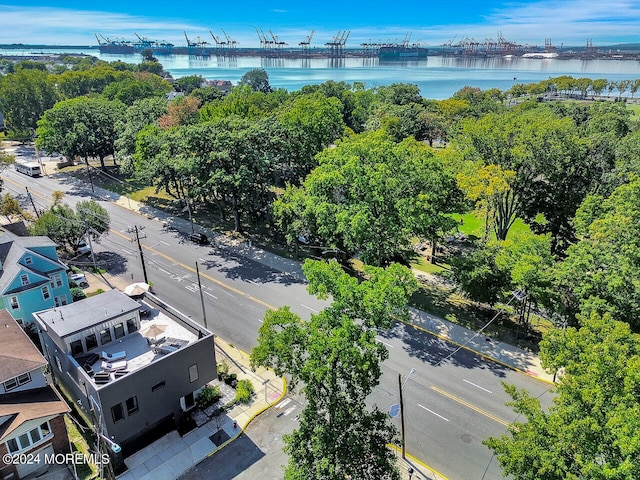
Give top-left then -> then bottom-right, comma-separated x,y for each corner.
15,162 -> 41,177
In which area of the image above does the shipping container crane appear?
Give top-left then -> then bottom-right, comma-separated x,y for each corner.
221,28 -> 238,51
299,30 -> 314,52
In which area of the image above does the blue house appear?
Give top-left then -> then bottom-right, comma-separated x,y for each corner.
0,228 -> 72,324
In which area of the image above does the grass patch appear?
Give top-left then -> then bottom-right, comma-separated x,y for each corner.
65,416 -> 98,480
627,103 -> 640,121
410,255 -> 447,274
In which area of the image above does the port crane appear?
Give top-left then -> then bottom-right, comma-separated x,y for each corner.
184,32 -> 210,55
210,30 -> 227,49
269,30 -> 287,49
299,30 -> 314,52
255,26 -> 273,50
326,30 -> 349,56
221,28 -> 238,51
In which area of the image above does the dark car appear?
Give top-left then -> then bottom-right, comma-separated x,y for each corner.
188,232 -> 208,244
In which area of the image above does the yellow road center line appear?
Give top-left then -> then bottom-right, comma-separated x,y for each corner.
430,385 -> 510,427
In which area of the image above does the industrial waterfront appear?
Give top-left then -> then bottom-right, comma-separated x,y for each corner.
2,46 -> 639,100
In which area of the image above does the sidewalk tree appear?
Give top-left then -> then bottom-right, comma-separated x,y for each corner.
36,96 -> 125,168
30,198 -> 110,252
251,259 -> 417,480
486,312 -> 640,479
114,96 -> 168,163
273,131 -> 461,266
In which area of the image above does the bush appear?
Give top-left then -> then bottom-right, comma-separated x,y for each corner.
196,384 -> 222,408
217,361 -> 229,380
70,287 -> 86,301
234,379 -> 254,404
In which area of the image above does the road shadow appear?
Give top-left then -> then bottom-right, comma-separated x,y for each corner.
380,321 -> 509,378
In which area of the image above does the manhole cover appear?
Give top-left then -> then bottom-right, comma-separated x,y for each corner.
461,433 -> 473,444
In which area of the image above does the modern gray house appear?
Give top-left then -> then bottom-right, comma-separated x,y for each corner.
33,289 -> 216,456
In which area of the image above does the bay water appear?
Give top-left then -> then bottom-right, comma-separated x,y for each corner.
2,47 -> 640,99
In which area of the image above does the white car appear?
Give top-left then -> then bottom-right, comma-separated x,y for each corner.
70,273 -> 89,288
77,242 -> 91,255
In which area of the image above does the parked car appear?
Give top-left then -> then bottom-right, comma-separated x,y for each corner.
77,242 -> 91,255
188,232 -> 208,244
70,273 -> 89,288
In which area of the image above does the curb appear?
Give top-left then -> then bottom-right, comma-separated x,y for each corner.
387,444 -> 450,480
396,316 -> 556,385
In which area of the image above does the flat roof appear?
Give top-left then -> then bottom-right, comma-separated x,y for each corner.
35,289 -> 142,338
77,302 -> 199,388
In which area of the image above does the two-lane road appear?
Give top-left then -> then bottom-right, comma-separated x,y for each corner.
4,166 -> 555,479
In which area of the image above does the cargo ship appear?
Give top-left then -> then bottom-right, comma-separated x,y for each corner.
378,45 -> 428,59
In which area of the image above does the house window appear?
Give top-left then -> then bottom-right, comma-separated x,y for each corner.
5,421 -> 52,454
152,381 -> 165,392
126,396 -> 139,416
20,274 -> 28,286
85,333 -> 98,351
189,364 -> 199,383
25,256 -> 32,265
100,328 -> 112,345
41,285 -> 51,301
9,296 -> 19,309
54,295 -> 68,307
113,323 -> 125,339
52,274 -> 62,287
4,372 -> 31,392
70,340 -> 84,357
111,403 -> 124,423
126,318 -> 138,334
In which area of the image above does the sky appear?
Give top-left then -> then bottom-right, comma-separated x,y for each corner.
1,1 -> 639,49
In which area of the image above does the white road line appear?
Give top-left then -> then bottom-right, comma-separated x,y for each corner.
204,291 -> 217,299
247,280 -> 259,285
377,339 -> 394,348
158,268 -> 171,275
275,398 -> 291,409
121,248 -> 133,255
418,403 -> 450,422
257,318 -> 263,323
283,406 -> 297,416
463,379 -> 493,393
198,258 -> 206,262
185,285 -> 196,292
160,241 -> 170,246
300,304 -> 319,313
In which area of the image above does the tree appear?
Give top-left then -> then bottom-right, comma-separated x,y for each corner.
174,75 -> 204,94
114,96 -> 168,163
0,193 -> 29,222
169,117 -> 276,231
29,198 -> 109,252
552,177 -> 640,332
239,68 -> 272,93
274,131 -> 462,266
251,259 -> 417,480
274,92 -> 345,183
157,96 -> 201,128
0,68 -> 59,136
36,96 -> 125,168
486,312 -> 640,479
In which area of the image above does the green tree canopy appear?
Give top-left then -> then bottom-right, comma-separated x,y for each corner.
251,259 -> 417,480
486,312 -> 640,480
274,131 -> 462,266
239,68 -> 272,93
36,96 -> 125,168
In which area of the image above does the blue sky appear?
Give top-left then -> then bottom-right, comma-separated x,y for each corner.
1,1 -> 639,48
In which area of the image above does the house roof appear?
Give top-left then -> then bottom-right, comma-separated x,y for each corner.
35,289 -> 142,338
0,228 -> 66,295
0,309 -> 47,383
0,386 -> 70,441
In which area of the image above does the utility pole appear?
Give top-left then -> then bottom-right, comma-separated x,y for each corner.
128,225 -> 149,284
399,373 -> 406,459
399,368 -> 415,460
25,187 -> 40,219
86,161 -> 95,193
195,261 -> 208,329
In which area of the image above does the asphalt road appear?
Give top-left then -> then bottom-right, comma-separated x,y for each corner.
3,161 -> 555,479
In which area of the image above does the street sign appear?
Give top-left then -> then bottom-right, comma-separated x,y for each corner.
389,403 -> 401,418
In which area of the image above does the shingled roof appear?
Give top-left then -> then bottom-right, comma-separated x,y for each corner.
0,309 -> 47,383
